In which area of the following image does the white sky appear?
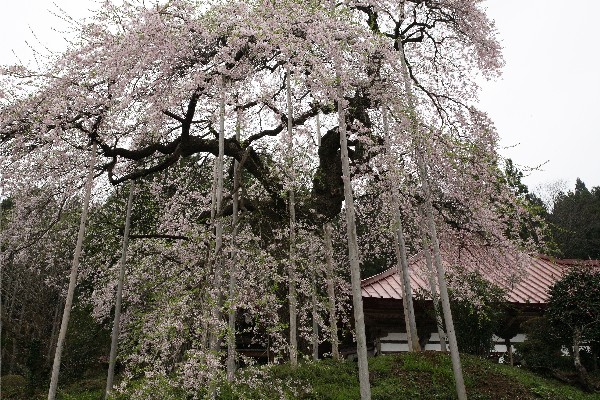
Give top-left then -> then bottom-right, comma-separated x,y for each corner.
479,0 -> 600,192
1,1 -> 599,193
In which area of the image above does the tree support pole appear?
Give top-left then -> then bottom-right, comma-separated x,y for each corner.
209,83 -> 226,353
48,142 -> 96,400
226,104 -> 243,381
0,202 -> 3,389
285,65 -> 298,367
395,5 -> 466,394
324,222 -> 340,360
382,107 -> 420,352
310,249 -> 319,361
422,239 -> 448,352
422,172 -> 467,400
338,92 -> 371,400
104,182 -> 135,399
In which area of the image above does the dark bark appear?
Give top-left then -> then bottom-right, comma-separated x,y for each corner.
95,88 -> 376,230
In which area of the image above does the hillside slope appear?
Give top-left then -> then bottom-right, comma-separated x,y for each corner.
218,352 -> 599,400
10,352 -> 599,399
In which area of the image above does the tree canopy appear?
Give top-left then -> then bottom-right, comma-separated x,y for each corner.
1,0 -> 506,226
548,179 -> 600,259
547,267 -> 600,389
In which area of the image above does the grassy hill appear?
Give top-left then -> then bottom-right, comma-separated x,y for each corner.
8,352 -> 600,399
217,352 -> 599,400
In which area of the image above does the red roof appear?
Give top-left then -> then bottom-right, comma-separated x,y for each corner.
361,248 -> 600,305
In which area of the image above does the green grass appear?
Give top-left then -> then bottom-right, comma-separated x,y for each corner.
493,362 -> 600,400
217,352 -> 600,400
18,353 -> 600,399
20,377 -> 106,400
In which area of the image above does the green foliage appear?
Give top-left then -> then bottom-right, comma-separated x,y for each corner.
216,354 -> 466,399
355,189 -> 397,279
218,353 -> 598,399
217,361 -> 344,399
61,304 -> 111,382
547,268 -> 600,343
55,377 -> 106,400
548,179 -> 600,259
59,391 -> 104,400
498,159 -> 550,252
515,317 -> 571,371
515,269 -> 600,385
448,270 -> 507,356
1,375 -> 27,399
111,375 -> 187,400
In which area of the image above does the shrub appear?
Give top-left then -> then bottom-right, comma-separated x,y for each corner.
61,304 -> 111,382
515,316 -> 570,371
448,269 -> 507,356
547,268 -> 600,390
1,374 -> 27,399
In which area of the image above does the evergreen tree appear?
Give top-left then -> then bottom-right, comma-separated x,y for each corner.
549,179 -> 600,259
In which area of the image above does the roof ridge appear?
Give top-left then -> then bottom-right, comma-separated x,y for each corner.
535,253 -> 600,266
361,266 -> 397,285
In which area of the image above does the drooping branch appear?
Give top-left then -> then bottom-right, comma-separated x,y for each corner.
126,233 -> 190,241
244,101 -> 326,145
95,92 -> 376,225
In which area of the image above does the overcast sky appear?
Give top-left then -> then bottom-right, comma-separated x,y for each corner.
1,1 -> 599,194
478,0 -> 600,193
